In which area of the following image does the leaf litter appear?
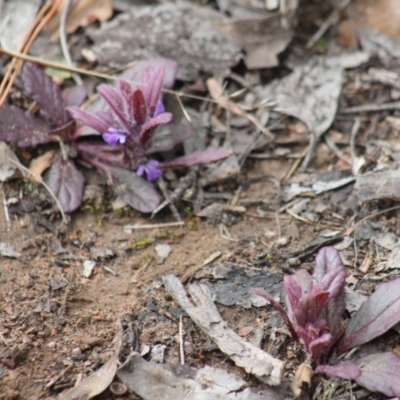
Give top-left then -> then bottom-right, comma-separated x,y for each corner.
3,0 -> 400,399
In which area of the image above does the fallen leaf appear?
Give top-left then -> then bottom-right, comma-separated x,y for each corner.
48,0 -> 113,38
290,363 -> 313,398
29,149 -> 57,183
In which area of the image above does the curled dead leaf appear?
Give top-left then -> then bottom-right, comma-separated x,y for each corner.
290,363 -> 313,398
48,0 -> 113,38
29,149 -> 57,183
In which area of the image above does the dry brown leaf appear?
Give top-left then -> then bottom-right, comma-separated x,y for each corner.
290,363 -> 313,398
29,150 -> 57,183
338,0 -> 400,48
351,0 -> 400,38
206,78 -> 272,137
48,0 -> 113,38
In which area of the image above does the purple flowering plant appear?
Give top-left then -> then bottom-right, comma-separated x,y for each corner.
0,61 -> 233,213
253,246 -> 400,397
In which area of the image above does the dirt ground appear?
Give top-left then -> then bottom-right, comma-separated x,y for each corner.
0,182 -> 283,399
1,147 -> 396,400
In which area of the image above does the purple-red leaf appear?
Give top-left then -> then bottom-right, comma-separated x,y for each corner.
308,333 -> 333,360
119,58 -> 179,90
67,107 -> 110,134
140,113 -> 173,148
108,166 -> 160,213
48,120 -> 76,142
75,141 -> 127,169
252,288 -> 298,341
62,85 -> 87,108
355,352 -> 400,397
131,90 -> 146,125
142,66 -> 165,114
43,155 -> 84,213
0,103 -> 54,147
147,123 -> 193,154
315,362 -> 361,380
160,149 -> 234,169
313,246 -> 345,283
338,277 -> 400,354
22,63 -> 69,126
97,84 -> 130,131
313,247 -> 346,346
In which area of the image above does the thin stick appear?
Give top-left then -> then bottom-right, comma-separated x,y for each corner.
179,316 -> 185,365
0,185 -> 11,231
131,258 -> 154,284
341,102 -> 400,113
175,94 -> 191,123
282,146 -> 309,182
59,0 -> 82,85
124,221 -> 184,230
0,47 -> 220,104
306,0 -> 350,48
46,363 -> 73,388
306,10 -> 339,48
180,251 -> 222,283
286,208 -> 314,225
350,117 -> 361,174
156,178 -> 181,222
325,134 -> 351,165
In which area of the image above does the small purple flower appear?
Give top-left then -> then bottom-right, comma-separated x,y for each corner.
154,101 -> 165,117
103,127 -> 128,146
67,66 -> 172,171
137,159 -> 162,181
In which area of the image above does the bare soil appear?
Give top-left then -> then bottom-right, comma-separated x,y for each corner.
0,178 -> 289,399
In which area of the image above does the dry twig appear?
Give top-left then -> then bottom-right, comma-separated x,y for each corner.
163,274 -> 284,385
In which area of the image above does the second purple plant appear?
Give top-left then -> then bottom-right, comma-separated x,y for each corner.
253,246 -> 346,361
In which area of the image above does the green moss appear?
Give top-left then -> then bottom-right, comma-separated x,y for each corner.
184,207 -> 195,218
132,237 -> 153,249
156,231 -> 169,239
113,207 -> 126,218
186,220 -> 197,230
172,231 -> 184,238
